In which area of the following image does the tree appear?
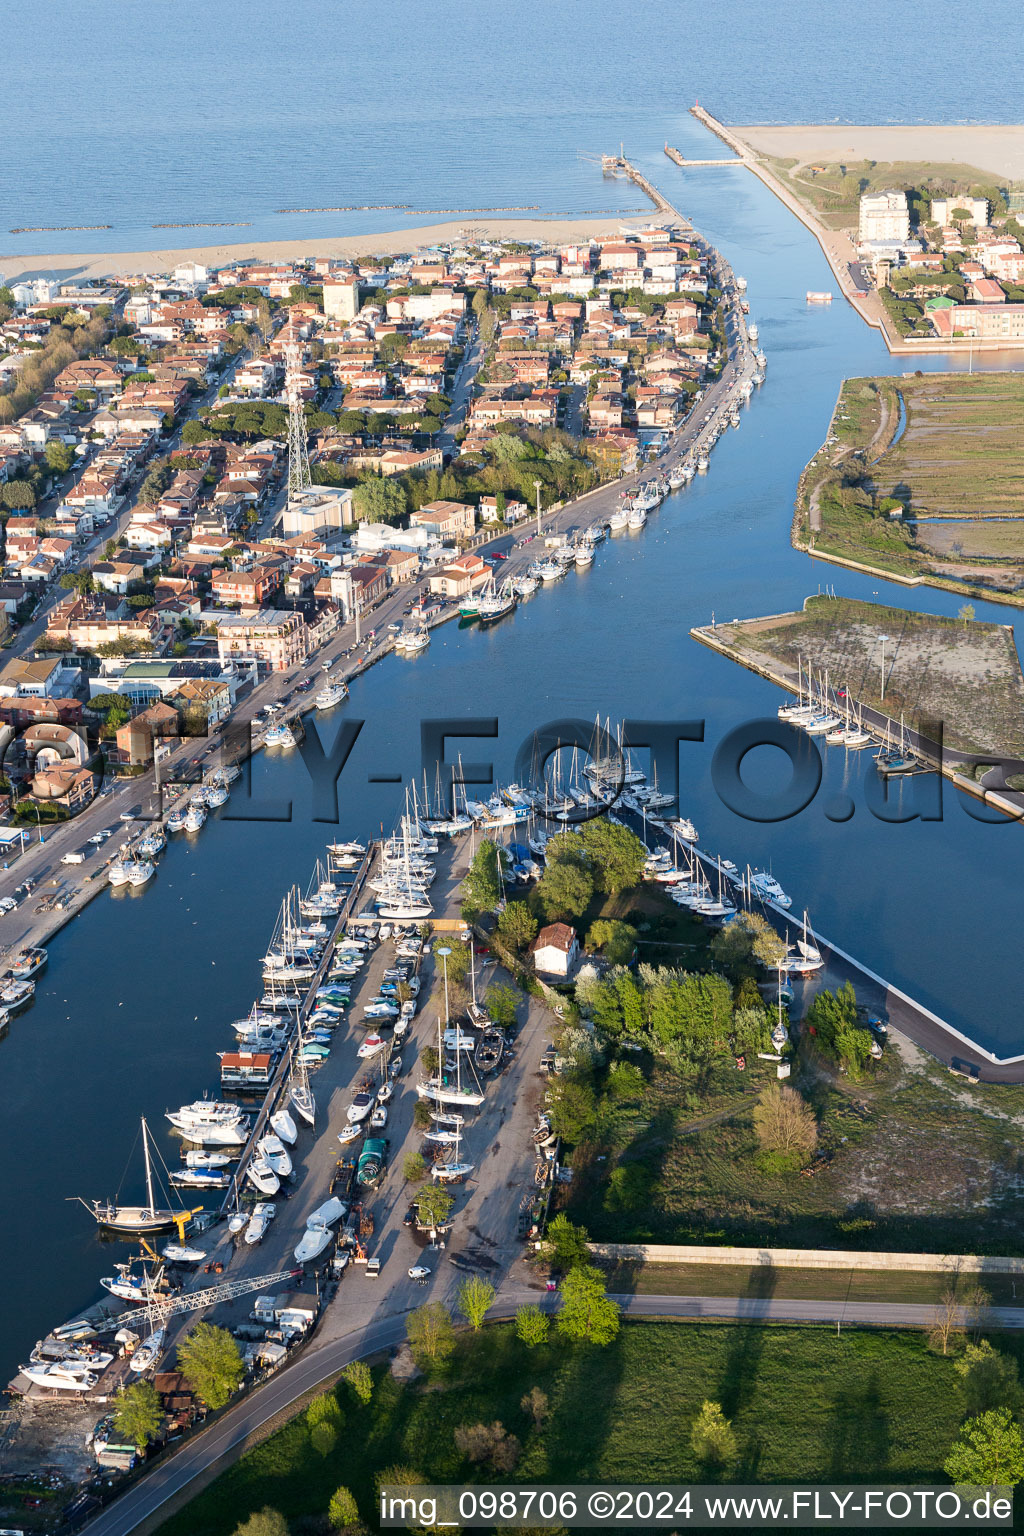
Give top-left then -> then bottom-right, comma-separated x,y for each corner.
403,1150 -> 427,1182
945,1409 -> 1024,1488
711,911 -> 786,981
955,1341 -> 1022,1416
177,1322 -> 245,1409
328,1486 -> 361,1530
546,1213 -> 591,1272
308,1389 -> 344,1428
556,1265 -> 620,1345
311,1419 -> 338,1456
515,1304 -> 550,1347
497,899 -> 537,952
113,1380 -> 162,1450
458,1275 -> 496,1330
232,1511 -> 290,1536
578,817 -> 647,894
484,983 -> 520,1030
958,603 -> 976,626
340,1359 -> 373,1406
929,1286 -> 966,1357
1,480 -> 36,510
454,1421 -> 521,1473
690,1400 -> 738,1468
61,569 -> 94,595
586,918 -> 637,965
806,982 -> 874,1076
521,1386 -> 549,1430
44,438 -> 74,475
547,1075 -> 597,1143
752,1084 -> 817,1166
415,1183 -> 454,1228
462,839 -> 504,914
406,1301 -> 455,1367
532,857 -> 593,923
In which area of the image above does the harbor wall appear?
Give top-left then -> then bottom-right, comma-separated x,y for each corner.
592,1242 -> 1024,1274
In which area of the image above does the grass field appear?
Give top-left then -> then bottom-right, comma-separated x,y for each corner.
764,158 -> 1005,232
715,595 -> 1024,759
563,1012 -> 1024,1256
609,1263 -> 1024,1307
159,1323 -> 976,1535
796,374 -> 1024,603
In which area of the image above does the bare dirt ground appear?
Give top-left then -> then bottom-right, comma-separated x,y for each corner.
733,124 -> 1024,181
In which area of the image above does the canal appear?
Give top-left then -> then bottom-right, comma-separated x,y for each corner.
2,138 -> 1023,1380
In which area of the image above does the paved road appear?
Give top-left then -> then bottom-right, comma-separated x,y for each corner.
82,1279 -> 1024,1536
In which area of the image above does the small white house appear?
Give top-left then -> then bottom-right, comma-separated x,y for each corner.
531,922 -> 580,979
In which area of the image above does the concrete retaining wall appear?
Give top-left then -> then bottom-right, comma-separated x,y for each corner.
591,1241 -> 1024,1274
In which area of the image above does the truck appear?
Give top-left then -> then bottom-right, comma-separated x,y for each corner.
356,1137 -> 388,1189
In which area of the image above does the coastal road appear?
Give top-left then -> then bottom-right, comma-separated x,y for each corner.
80,1281 -> 1024,1536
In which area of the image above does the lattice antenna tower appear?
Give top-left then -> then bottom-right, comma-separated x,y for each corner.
286,340 -> 311,496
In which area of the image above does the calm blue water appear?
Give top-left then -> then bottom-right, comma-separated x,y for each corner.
1,0 -> 1020,259
2,3 -> 1023,1377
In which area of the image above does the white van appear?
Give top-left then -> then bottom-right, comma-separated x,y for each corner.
61,850 -> 86,865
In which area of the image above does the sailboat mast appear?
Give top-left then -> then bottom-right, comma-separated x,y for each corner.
141,1117 -> 155,1214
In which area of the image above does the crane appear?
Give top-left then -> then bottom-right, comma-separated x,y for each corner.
110,1267 -> 303,1333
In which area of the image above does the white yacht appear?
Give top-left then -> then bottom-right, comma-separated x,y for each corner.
20,1359 -> 98,1393
107,860 -> 132,888
396,627 -> 430,653
245,1156 -> 281,1196
537,559 -> 563,582
749,870 -> 793,909
574,542 -> 594,566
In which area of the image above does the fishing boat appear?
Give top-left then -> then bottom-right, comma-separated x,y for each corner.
204,784 -> 229,808
127,859 -> 155,887
459,594 -> 481,619
137,828 -> 166,857
627,504 -> 647,530
607,506 -> 629,531
166,806 -> 188,833
537,559 -> 564,581
264,723 -> 296,749
76,1117 -> 184,1233
315,681 -> 348,710
513,573 -> 539,596
477,579 -> 517,623
183,804 -> 207,832
9,946 -> 46,979
107,860 -> 132,888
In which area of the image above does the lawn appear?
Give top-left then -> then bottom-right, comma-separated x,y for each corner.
796,374 -> 1024,604
563,1029 -> 1024,1256
160,1322 -> 973,1535
764,158 -> 1005,233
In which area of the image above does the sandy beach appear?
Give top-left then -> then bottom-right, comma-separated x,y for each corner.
730,123 -> 1024,180
0,214 -> 652,285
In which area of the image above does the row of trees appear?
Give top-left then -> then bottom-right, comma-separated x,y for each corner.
114,1322 -> 245,1451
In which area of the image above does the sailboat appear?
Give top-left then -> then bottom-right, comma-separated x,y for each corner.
416,1015 -> 485,1109
76,1117 -> 184,1233
289,1040 -> 316,1128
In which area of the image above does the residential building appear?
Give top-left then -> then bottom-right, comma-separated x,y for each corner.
215,610 -> 307,671
428,552 -> 491,598
531,921 -> 580,978
410,501 -> 476,540
858,191 -> 911,243
930,197 -> 990,228
322,276 -> 361,322
929,303 -> 1024,340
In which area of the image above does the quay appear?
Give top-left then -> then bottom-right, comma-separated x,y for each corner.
664,143 -> 741,168
601,152 -> 693,230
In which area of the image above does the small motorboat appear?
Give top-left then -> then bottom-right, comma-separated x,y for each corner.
184,1150 -> 232,1169
257,1134 -> 293,1178
306,1196 -> 346,1228
357,1034 -> 386,1058
9,946 -> 47,980
346,1092 -> 374,1123
20,1359 -> 98,1392
337,1123 -> 363,1145
245,1157 -> 281,1196
162,1243 -> 205,1264
270,1109 -> 298,1145
169,1167 -> 230,1189
244,1202 -> 275,1245
294,1223 -> 332,1263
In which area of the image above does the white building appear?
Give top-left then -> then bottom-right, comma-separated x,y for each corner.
279,486 -> 354,538
322,276 -> 361,323
858,191 -> 911,243
350,522 -> 436,555
929,197 -> 990,228
172,261 -> 210,293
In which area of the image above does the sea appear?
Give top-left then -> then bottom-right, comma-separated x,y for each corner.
1,0 -> 1021,1380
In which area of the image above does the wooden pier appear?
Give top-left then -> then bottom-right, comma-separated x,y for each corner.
664,143 -> 741,168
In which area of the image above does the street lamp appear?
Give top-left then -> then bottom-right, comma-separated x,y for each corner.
879,634 -> 892,704
534,479 -> 542,538
436,945 -> 451,1028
